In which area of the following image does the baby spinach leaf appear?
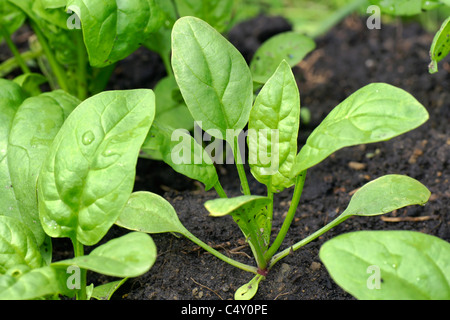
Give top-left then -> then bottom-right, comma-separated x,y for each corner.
429,16 -> 450,74
91,278 -> 128,300
250,32 -> 315,85
54,232 -> 157,278
291,83 -> 429,177
116,191 -> 186,234
0,216 -> 44,275
38,89 -> 155,246
153,76 -> 194,131
0,264 -> 74,300
175,0 -> 234,33
205,196 -> 272,262
0,0 -> 26,38
248,60 -> 300,193
341,174 -> 431,218
142,123 -> 219,190
172,16 -> 253,140
13,73 -> 48,96
67,0 -> 164,67
8,90 -> 79,246
320,231 -> 450,300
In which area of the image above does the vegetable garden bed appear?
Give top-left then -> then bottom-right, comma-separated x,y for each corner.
92,15 -> 448,300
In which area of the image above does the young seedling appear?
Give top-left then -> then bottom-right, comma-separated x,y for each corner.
0,79 -> 158,300
116,17 -> 445,300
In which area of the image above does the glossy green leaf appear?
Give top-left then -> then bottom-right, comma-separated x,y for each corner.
7,90 -> 79,245
248,60 -> 300,193
13,73 -> 48,96
172,16 -> 253,140
369,0 -> 433,16
342,175 -> 431,218
250,32 -> 315,85
116,191 -> 187,235
320,231 -> 450,300
153,76 -> 194,131
0,216 -> 44,275
235,274 -> 264,300
67,0 -> 164,67
0,0 -> 26,38
54,232 -> 157,278
205,196 -> 272,252
91,278 -> 127,300
0,81 -> 28,224
291,83 -> 429,177
142,123 -> 219,190
429,17 -> 450,74
175,0 -> 234,33
0,265 -> 74,300
38,89 -> 155,246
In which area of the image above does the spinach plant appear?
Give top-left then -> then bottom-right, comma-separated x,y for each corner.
0,79 -> 158,300
116,17 -> 446,300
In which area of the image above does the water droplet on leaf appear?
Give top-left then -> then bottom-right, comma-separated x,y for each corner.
82,131 -> 95,145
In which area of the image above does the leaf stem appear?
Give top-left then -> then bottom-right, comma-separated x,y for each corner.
233,136 -> 251,196
75,30 -> 88,100
181,227 -> 258,274
71,239 -> 87,300
264,171 -> 307,261
30,21 -> 70,93
0,26 -> 31,74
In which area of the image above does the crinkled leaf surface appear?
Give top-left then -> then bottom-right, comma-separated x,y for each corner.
38,90 -> 155,245
320,231 -> 450,300
142,123 -> 218,190
67,0 -> 164,67
250,32 -> 315,85
7,90 -> 79,245
0,216 -> 44,275
172,16 -> 253,139
291,83 -> 429,177
248,60 -> 300,193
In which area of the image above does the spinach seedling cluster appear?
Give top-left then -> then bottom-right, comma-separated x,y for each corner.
118,17 -> 450,300
0,80 -> 158,299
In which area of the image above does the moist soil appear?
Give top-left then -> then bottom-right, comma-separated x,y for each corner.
42,15 -> 450,300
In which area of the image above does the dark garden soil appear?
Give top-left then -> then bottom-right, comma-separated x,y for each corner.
38,14 -> 450,300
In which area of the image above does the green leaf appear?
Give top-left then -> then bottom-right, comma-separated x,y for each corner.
116,191 -> 187,235
0,265 -> 74,300
235,274 -> 264,300
291,83 -> 429,177
67,0 -> 164,67
0,0 -> 26,37
175,0 -> 234,33
205,196 -> 272,253
7,90 -> 79,245
429,16 -> 450,74
172,16 -> 253,140
369,0 -> 422,16
248,60 -> 300,193
320,231 -> 450,300
91,278 -> 127,300
54,232 -> 157,278
0,216 -> 44,275
13,73 -> 48,96
142,122 -> 219,190
341,175 -> 431,218
250,32 -> 315,85
153,76 -> 194,131
38,89 -> 155,246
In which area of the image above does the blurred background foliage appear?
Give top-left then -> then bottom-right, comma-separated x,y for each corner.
231,0 -> 450,37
